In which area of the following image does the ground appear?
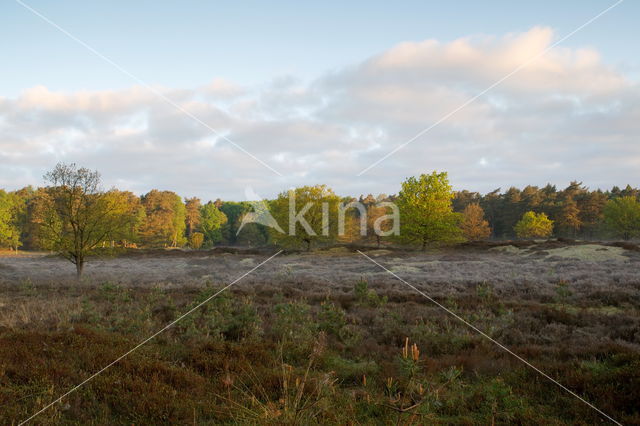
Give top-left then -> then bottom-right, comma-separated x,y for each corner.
1,241 -> 639,424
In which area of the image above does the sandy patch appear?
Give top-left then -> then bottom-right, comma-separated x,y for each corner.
544,245 -> 628,262
489,245 -> 521,254
239,258 -> 256,266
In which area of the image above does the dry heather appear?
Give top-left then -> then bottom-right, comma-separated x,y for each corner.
0,242 -> 639,424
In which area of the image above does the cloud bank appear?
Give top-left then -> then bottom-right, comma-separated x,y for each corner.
1,27 -> 638,200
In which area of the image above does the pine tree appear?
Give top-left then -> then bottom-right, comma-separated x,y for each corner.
557,197 -> 581,237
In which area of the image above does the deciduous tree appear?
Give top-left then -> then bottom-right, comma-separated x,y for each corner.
269,185 -> 341,251
140,190 -> 186,247
200,201 -> 228,246
460,203 -> 491,241
34,163 -> 138,278
603,196 -> 640,240
396,172 -> 462,249
366,202 -> 397,247
0,190 -> 22,250
189,232 -> 205,249
103,190 -> 145,246
514,211 -> 554,239
219,201 -> 250,244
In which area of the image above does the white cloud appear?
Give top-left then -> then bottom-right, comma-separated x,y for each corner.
365,27 -> 625,94
199,78 -> 246,102
0,27 -> 638,199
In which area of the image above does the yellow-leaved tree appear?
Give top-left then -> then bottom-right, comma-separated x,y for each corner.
514,211 -> 554,239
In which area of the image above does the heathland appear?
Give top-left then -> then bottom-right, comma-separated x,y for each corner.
2,241 -> 639,424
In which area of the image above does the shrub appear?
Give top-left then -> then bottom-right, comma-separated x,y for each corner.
177,289 -> 261,341
318,300 -> 346,336
324,355 -> 378,384
272,300 -> 317,362
354,279 -> 387,308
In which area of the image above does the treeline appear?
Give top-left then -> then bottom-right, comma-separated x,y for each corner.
453,181 -> 640,239
1,166 -> 639,256
0,186 -> 264,251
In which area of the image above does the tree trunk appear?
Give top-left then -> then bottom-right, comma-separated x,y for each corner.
76,259 -> 84,280
306,239 -> 311,251
376,235 -> 381,248
422,238 -> 427,251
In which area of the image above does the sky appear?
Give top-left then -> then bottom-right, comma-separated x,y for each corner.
1,0 -> 638,200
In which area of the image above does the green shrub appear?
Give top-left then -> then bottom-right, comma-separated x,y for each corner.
272,300 -> 317,362
318,300 -> 346,336
177,288 -> 261,341
354,279 -> 387,308
272,300 -> 315,340
338,324 -> 363,349
324,355 -> 378,384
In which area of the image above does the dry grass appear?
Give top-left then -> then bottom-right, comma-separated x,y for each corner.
0,245 -> 639,424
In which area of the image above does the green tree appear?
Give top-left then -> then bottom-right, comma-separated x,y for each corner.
200,201 -> 228,246
235,222 -> 271,246
33,163 -> 139,278
269,185 -> 341,251
0,190 -> 22,250
219,201 -> 251,244
603,196 -> 640,240
396,172 -> 462,249
102,190 -> 145,246
172,197 -> 187,247
19,187 -> 46,250
514,211 -> 554,239
460,203 -> 491,241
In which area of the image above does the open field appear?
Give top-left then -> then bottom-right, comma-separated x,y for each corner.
1,241 -> 640,424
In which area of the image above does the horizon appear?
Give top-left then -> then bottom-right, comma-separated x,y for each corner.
4,170 -> 638,203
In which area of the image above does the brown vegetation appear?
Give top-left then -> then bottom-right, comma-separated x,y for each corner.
1,244 -> 639,424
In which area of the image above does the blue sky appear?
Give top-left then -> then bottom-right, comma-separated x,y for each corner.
3,1 -> 636,95
1,1 -> 638,199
